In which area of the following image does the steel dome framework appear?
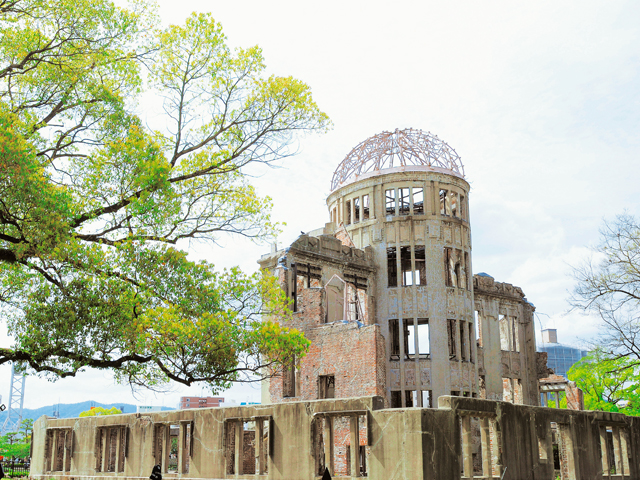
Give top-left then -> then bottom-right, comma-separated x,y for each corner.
330,128 -> 464,191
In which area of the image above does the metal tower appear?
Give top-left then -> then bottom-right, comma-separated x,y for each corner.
2,364 -> 26,434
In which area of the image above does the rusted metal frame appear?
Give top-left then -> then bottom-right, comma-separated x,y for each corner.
331,128 -> 465,191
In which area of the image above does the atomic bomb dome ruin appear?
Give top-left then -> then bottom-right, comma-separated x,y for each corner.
260,128 -> 549,408
30,129 -> 640,480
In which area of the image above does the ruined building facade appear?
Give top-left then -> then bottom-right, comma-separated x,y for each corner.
31,129 -> 640,480
259,128 -> 547,408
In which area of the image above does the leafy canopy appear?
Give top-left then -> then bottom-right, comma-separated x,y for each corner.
0,0 -> 329,390
571,214 -> 640,379
567,350 -> 640,416
0,419 -> 32,458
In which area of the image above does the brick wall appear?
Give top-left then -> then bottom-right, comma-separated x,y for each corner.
565,382 -> 584,410
270,283 -> 386,403
270,321 -> 386,403
243,430 -> 256,474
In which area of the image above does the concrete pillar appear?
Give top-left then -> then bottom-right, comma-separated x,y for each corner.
114,428 -> 122,473
613,426 -> 623,475
599,426 -> 609,476
101,429 -> 108,472
256,420 -> 264,474
461,415 -> 473,477
323,417 -> 333,475
234,421 -> 242,475
480,417 -> 492,477
349,416 -> 360,476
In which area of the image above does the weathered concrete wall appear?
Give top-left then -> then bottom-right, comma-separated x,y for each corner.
328,170 -> 476,406
31,395 -> 640,480
474,274 -> 541,406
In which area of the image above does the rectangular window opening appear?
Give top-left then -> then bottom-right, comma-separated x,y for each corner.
538,431 -> 548,461
413,187 -> 424,215
404,322 -> 415,360
241,421 -> 256,475
403,320 -> 430,360
460,416 -> 487,478
603,427 -> 616,475
417,319 -> 430,357
400,246 -> 412,286
450,191 -> 458,217
454,250 -> 462,288
261,419 -> 270,475
385,189 -> 396,216
468,321 -> 475,363
387,247 -> 397,287
405,390 -> 416,407
390,391 -> 402,408
415,246 -> 426,285
48,429 -> 74,473
282,357 -> 296,397
399,188 -> 410,215
514,379 -> 523,404
167,425 -> 179,473
389,319 -> 400,360
440,189 -> 450,215
464,252 -> 470,290
359,444 -> 367,476
444,247 -> 453,287
460,321 -> 467,361
354,197 -> 360,223
153,425 -> 164,472
362,194 -> 370,220
460,195 -> 466,219
447,319 -> 457,359
107,427 -> 118,472
319,375 -> 335,399
291,263 -> 298,312
502,378 -> 514,403
333,417 -> 351,477
499,314 -> 510,351
422,390 -> 432,408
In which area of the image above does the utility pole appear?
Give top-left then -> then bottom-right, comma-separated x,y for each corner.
1,364 -> 26,434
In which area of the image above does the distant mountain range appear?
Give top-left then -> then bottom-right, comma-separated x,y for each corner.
0,401 -> 175,424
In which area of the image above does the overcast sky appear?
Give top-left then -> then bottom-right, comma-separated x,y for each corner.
4,0 -> 640,410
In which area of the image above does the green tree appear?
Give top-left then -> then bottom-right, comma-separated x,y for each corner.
79,406 -> 121,417
567,350 -> 640,415
18,418 -> 32,441
0,431 -> 29,459
0,0 -> 329,390
571,214 -> 640,367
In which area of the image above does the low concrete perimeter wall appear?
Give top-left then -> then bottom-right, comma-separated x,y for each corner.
31,396 -> 640,480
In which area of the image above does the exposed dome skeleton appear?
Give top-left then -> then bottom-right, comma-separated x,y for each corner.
330,128 -> 465,191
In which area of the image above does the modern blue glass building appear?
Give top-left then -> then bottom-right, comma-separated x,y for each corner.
537,329 -> 588,378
